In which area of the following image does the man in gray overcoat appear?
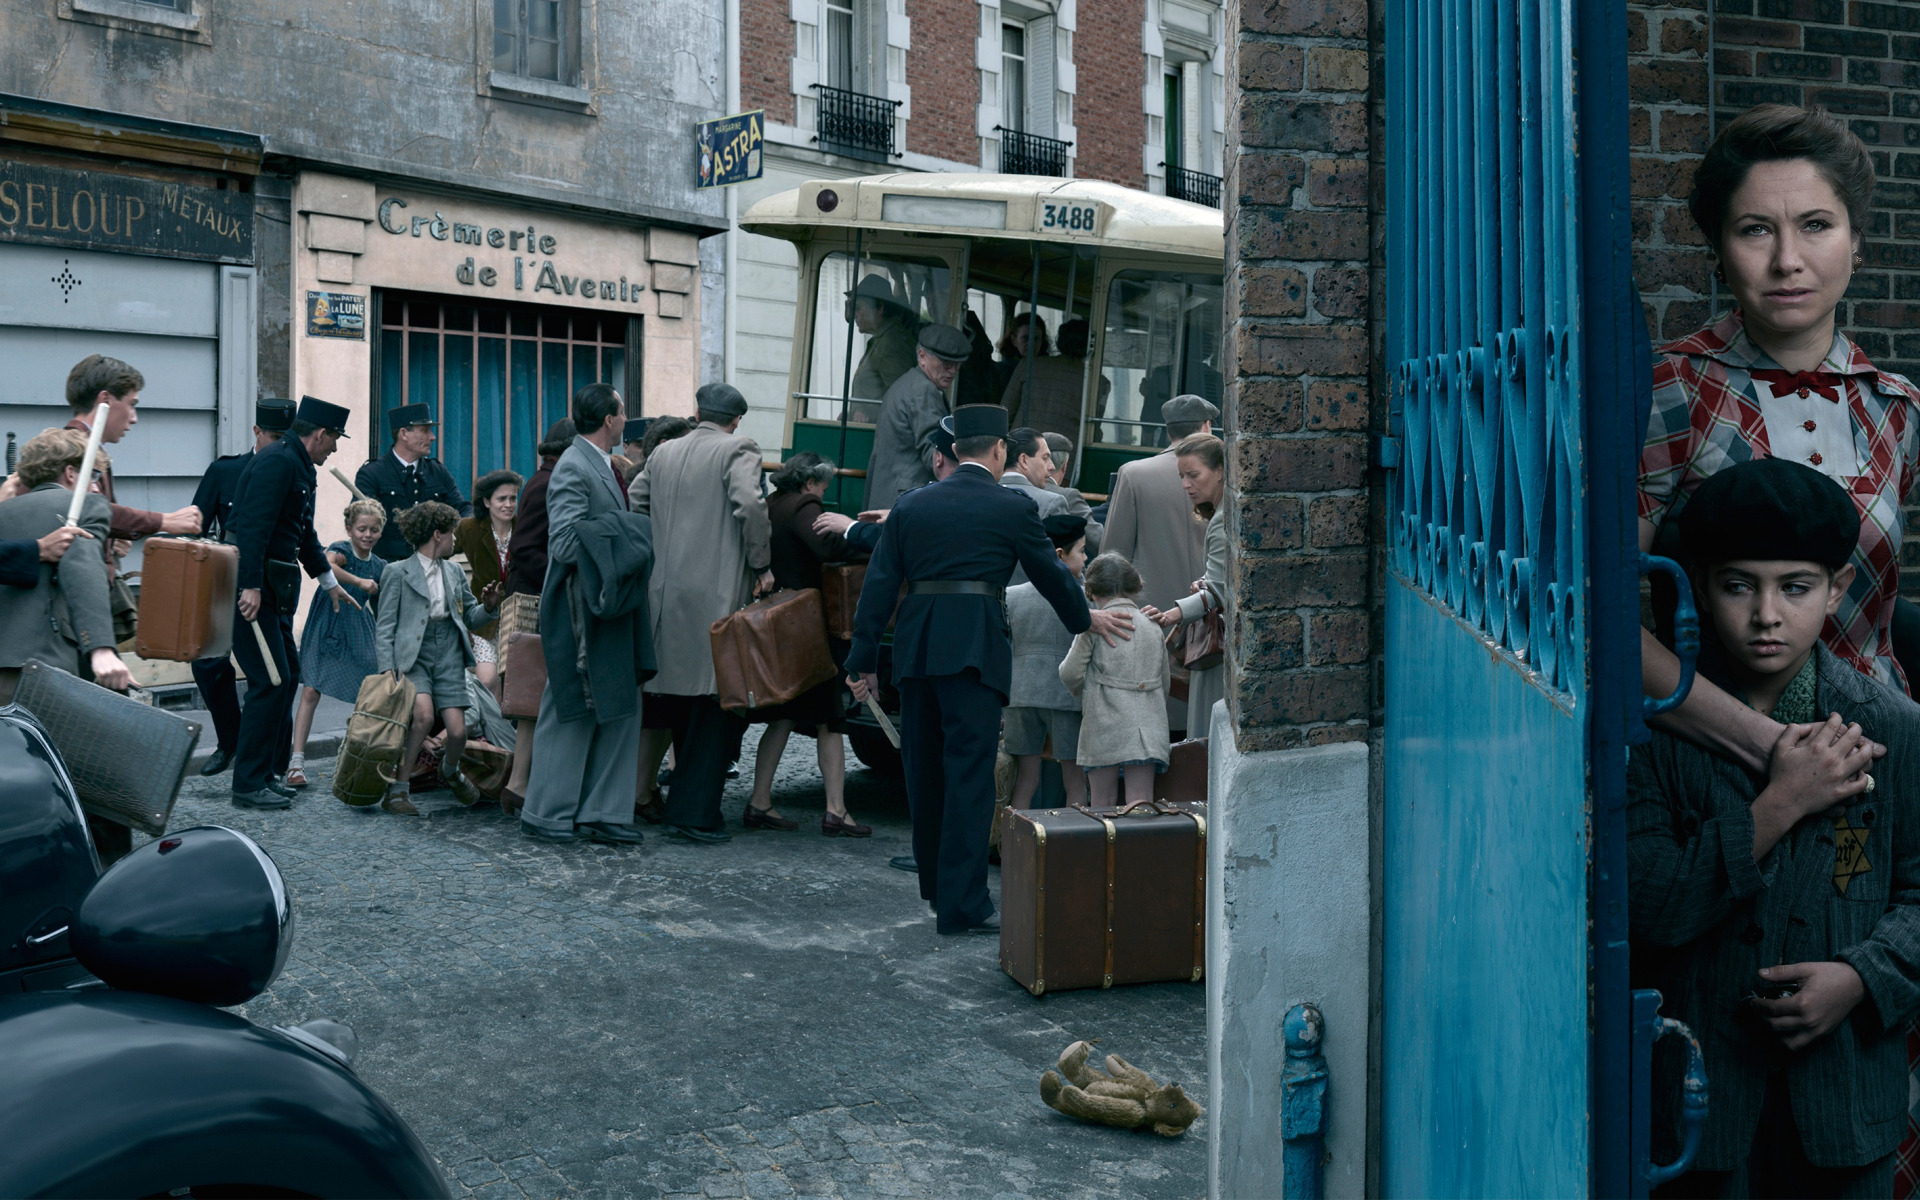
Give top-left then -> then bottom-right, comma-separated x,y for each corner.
630,382 -> 774,843
864,324 -> 971,512
521,383 -> 652,845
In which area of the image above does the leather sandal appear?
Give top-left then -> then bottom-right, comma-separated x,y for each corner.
284,766 -> 309,788
821,811 -> 872,838
743,805 -> 798,832
501,788 -> 525,818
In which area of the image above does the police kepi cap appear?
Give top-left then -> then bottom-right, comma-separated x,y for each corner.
387,403 -> 436,431
918,323 -> 971,364
297,396 -> 351,436
1677,457 -> 1858,570
930,414 -> 957,458
623,417 -> 654,447
1160,394 -> 1220,425
951,404 -> 1008,440
696,382 -> 749,419
254,397 -> 295,433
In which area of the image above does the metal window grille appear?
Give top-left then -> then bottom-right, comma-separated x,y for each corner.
1164,166 -> 1221,208
997,127 -> 1071,177
493,0 -> 571,82
812,83 -> 901,163
378,292 -> 629,484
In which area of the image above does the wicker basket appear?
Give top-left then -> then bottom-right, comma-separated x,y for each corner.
497,592 -> 541,637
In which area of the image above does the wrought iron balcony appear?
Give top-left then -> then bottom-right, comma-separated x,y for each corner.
1166,165 -> 1222,208
812,84 -> 901,163
996,127 -> 1072,177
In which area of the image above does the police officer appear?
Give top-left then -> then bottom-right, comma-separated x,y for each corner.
189,397 -> 294,776
227,397 -> 360,810
354,402 -> 468,561
846,404 -> 1135,934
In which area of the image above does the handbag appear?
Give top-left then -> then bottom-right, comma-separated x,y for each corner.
1164,579 -> 1225,671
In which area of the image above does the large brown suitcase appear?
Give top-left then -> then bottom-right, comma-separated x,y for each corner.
133,538 -> 237,661
710,588 -> 837,711
819,563 -> 866,641
999,800 -> 1207,997
500,631 -> 546,720
1153,738 -> 1208,806
12,658 -> 201,835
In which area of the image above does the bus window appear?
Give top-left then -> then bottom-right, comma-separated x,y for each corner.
805,252 -> 951,423
963,289 -> 1071,411
1097,270 -> 1224,447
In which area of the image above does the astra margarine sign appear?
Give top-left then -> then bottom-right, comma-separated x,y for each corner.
374,195 -> 649,304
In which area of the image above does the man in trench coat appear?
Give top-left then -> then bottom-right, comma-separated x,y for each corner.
630,382 -> 774,843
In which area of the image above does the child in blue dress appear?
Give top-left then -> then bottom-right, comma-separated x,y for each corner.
288,498 -> 386,786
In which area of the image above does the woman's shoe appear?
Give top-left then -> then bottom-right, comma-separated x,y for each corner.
500,788 -> 525,818
284,765 -> 309,788
382,793 -> 421,817
821,811 -> 872,838
743,805 -> 798,832
635,787 -> 666,825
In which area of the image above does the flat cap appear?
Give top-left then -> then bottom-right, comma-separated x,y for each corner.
1677,457 -> 1858,570
918,323 -> 972,364
695,382 -> 749,419
930,414 -> 956,459
1161,394 -> 1220,425
1041,512 -> 1088,549
255,397 -> 295,433
387,403 -> 435,431
952,403 -> 1008,440
298,396 -> 351,435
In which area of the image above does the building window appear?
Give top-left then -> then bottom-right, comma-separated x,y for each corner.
1002,23 -> 1026,133
1163,69 -> 1183,171
494,0 -> 572,83
825,0 -> 856,92
378,292 -> 632,483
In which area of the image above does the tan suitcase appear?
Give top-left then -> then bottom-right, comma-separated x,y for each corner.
500,631 -> 547,720
710,588 -> 838,712
133,538 -> 237,661
819,563 -> 866,641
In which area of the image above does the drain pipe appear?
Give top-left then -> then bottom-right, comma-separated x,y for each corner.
724,0 -> 740,389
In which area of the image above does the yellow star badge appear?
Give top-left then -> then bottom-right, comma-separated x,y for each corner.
1833,816 -> 1872,897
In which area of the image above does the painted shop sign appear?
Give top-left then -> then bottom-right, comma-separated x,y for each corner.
306,290 -> 366,339
375,196 -> 647,305
697,110 -> 763,189
0,159 -> 253,263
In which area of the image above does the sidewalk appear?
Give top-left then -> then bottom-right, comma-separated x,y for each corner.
166,687 -> 355,773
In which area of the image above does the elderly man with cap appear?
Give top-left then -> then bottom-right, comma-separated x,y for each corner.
227,397 -> 361,810
849,276 -> 923,404
1103,394 -> 1215,737
847,404 -> 1135,934
631,381 -> 775,844
355,402 -> 469,562
188,397 -> 295,776
865,324 -> 972,512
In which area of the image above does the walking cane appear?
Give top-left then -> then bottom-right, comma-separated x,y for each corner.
64,402 -> 109,528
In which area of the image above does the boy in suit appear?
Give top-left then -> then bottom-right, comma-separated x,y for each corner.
1629,458 -> 1920,1196
374,501 -> 499,815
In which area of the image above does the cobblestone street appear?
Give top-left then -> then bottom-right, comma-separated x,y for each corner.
151,730 -> 1206,1199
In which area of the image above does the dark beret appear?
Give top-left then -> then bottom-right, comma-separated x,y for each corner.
952,404 -> 1008,440
917,323 -> 971,363
695,382 -> 748,419
1677,457 -> 1859,570
1041,512 -> 1089,549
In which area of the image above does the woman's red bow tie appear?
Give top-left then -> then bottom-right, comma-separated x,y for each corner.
1752,367 -> 1845,404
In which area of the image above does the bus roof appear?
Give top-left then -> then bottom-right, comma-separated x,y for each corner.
741,173 -> 1224,263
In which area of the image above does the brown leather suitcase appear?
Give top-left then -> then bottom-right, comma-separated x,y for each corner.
1153,738 -> 1208,805
819,563 -> 866,641
999,800 -> 1207,997
500,631 -> 546,720
133,537 -> 237,661
710,588 -> 837,711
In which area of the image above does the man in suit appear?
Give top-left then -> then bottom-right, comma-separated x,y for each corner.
1102,394 -> 1215,737
1041,431 -> 1102,554
55,354 -> 203,546
227,397 -> 359,811
847,405 -> 1134,934
521,384 -> 654,845
865,324 -> 971,512
631,382 -> 774,843
188,398 -> 294,776
354,402 -> 469,562
999,427 -> 1068,518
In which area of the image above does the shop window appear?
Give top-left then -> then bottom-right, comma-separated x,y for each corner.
494,0 -> 576,84
378,292 -> 633,486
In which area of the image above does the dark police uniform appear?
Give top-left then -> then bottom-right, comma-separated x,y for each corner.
354,403 -> 468,562
847,408 -> 1090,933
188,399 -> 294,771
228,399 -> 348,803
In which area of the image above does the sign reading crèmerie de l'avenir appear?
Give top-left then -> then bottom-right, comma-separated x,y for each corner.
376,196 -> 646,304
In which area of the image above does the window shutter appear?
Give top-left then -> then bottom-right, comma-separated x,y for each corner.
1027,16 -> 1056,139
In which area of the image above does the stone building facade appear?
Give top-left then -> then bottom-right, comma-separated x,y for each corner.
0,0 -> 726,560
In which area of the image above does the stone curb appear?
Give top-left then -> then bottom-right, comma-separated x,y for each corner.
187,730 -> 345,774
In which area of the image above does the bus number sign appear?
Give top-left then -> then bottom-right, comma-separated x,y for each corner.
1037,201 -> 1098,235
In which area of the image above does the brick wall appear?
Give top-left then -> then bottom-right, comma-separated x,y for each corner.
904,0 -> 979,163
740,0 -> 795,124
1629,4 -> 1713,341
1223,0 -> 1374,751
1073,0 -> 1147,188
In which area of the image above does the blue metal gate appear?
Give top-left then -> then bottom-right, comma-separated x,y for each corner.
1383,0 -> 1644,1194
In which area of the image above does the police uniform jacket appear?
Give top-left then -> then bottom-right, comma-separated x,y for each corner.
1629,644 -> 1920,1170
847,462 -> 1090,701
354,452 -> 469,561
228,434 -> 330,597
190,450 -> 251,541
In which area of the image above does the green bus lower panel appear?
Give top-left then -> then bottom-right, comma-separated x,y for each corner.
789,419 -> 876,515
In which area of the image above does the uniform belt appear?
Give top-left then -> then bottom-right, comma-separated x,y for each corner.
907,580 -> 1004,598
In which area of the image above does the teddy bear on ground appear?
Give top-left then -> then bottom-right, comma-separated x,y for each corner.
1038,1039 -> 1203,1137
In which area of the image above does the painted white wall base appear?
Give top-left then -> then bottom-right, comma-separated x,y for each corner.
1206,706 -> 1370,1199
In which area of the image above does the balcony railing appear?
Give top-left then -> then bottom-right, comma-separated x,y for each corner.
813,84 -> 901,163
1166,165 -> 1223,208
996,126 -> 1072,177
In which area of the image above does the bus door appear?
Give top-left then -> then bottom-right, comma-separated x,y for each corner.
1382,0 -> 1644,1194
